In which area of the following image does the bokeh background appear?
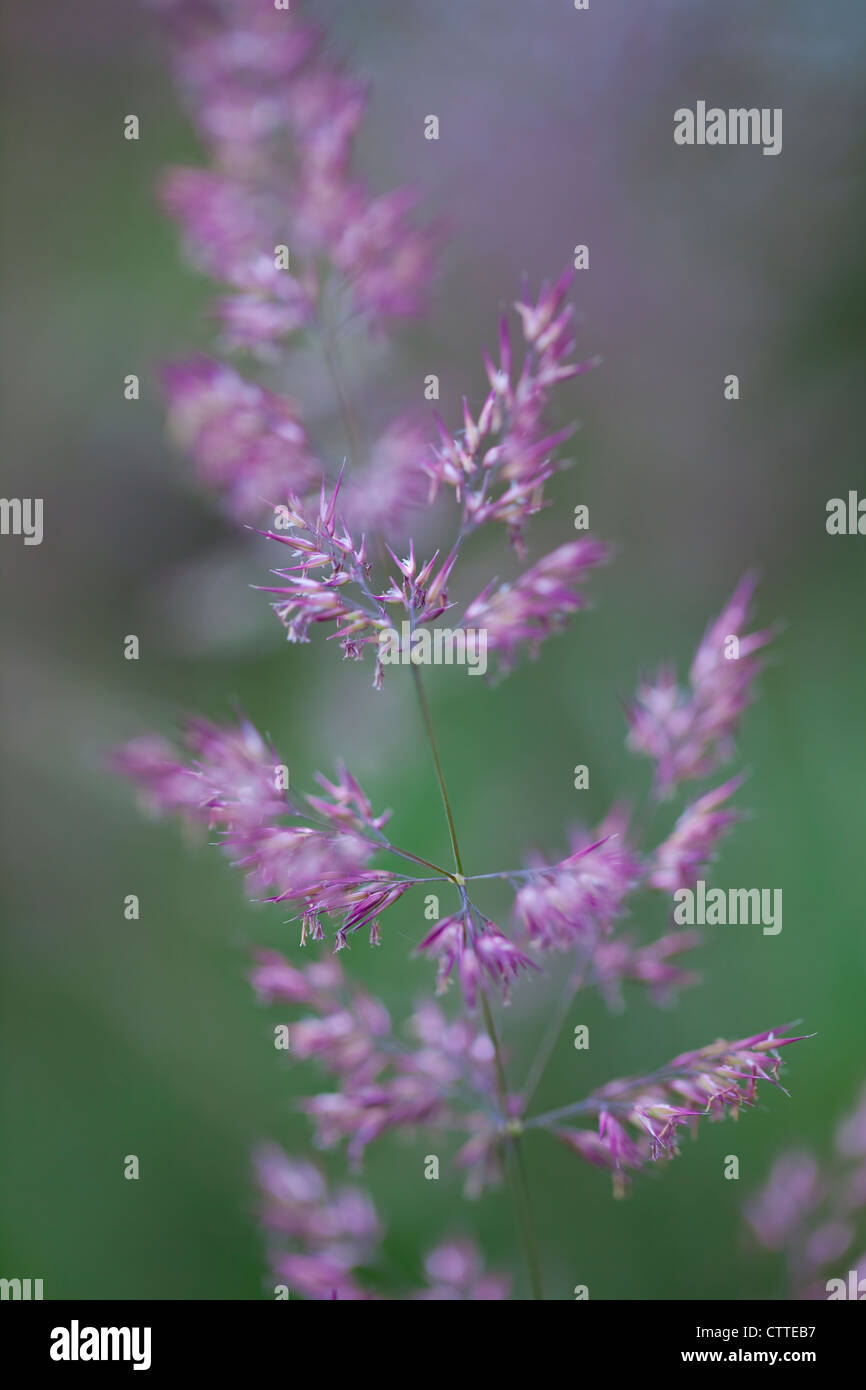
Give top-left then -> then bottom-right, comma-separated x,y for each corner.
2,0 -> 865,1300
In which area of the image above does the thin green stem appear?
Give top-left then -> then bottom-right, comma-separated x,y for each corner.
316,266 -> 365,469
480,990 -> 510,1102
410,664 -> 464,877
524,1058 -> 733,1131
509,1133 -> 545,1301
521,930 -> 605,1111
385,842 -> 460,883
323,342 -> 364,467
294,800 -> 456,884
410,665 -> 544,1299
481,990 -> 545,1302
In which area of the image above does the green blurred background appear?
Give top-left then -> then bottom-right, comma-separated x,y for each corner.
1,0 -> 865,1299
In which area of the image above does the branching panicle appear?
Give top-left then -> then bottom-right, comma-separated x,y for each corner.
115,0 -> 805,1301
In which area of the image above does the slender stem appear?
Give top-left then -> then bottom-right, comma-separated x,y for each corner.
509,1133 -> 545,1301
481,990 -> 510,1101
291,799 -> 456,883
465,867 -> 555,884
481,990 -> 545,1302
525,1060 -> 726,1131
464,837 -> 613,887
523,1099 -> 598,1130
385,842 -> 459,883
521,973 -> 578,1111
323,337 -> 365,469
410,665 -> 544,1299
521,931 -> 605,1110
316,267 -> 367,471
410,665 -> 464,877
